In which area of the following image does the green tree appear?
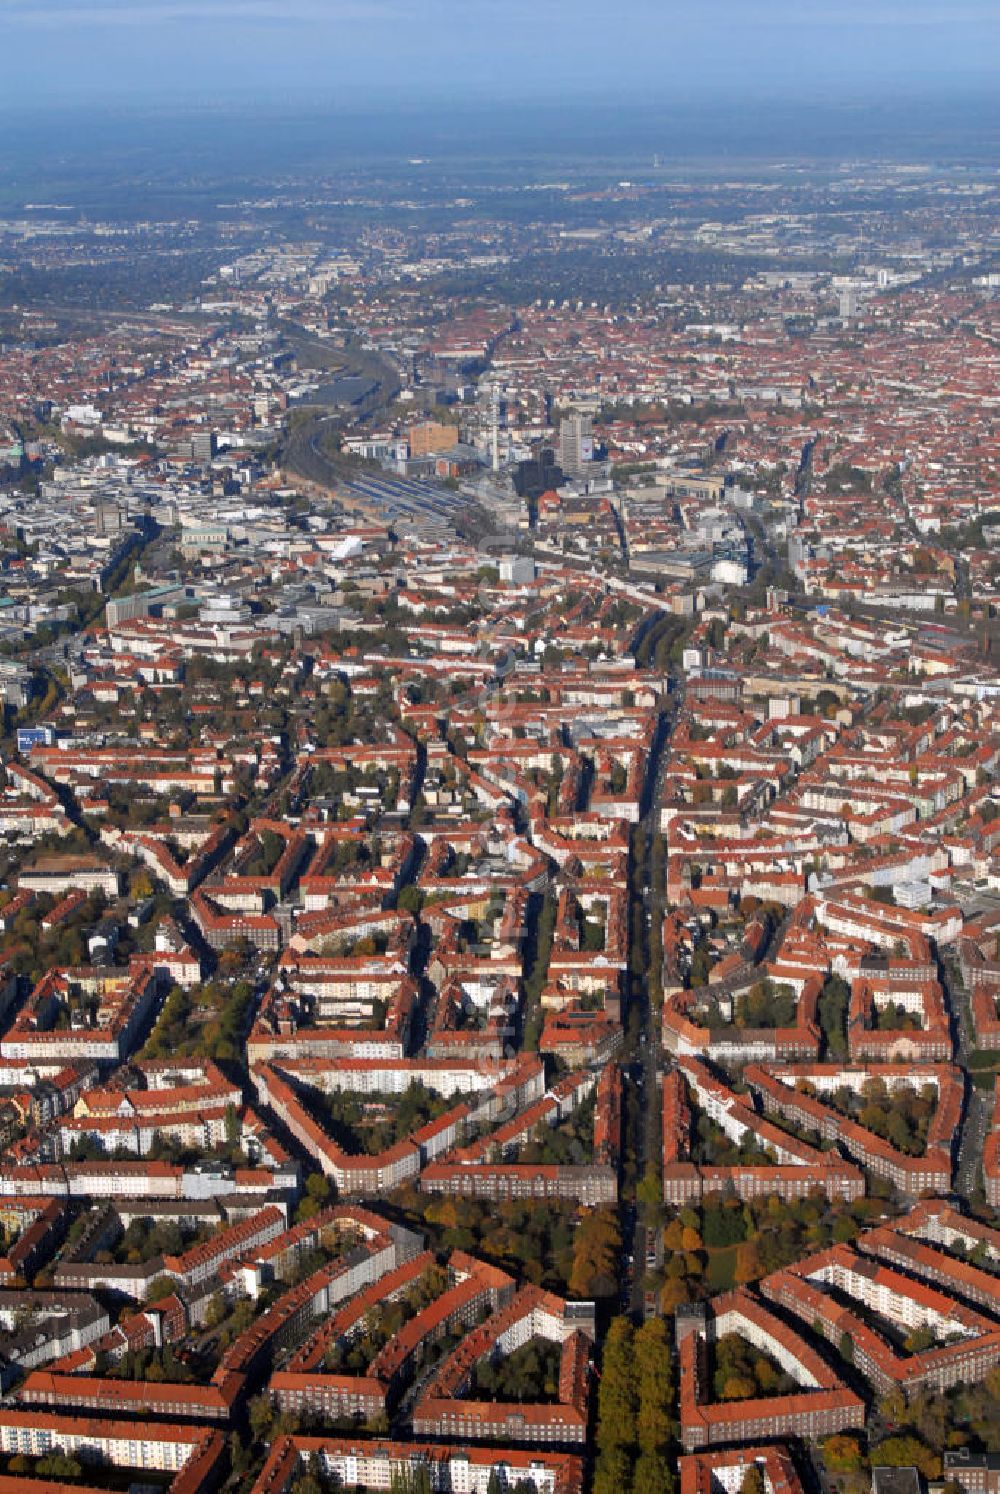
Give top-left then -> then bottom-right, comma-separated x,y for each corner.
594,1448 -> 633,1494
36,1455 -> 83,1479
248,1393 -> 273,1444
636,1169 -> 663,1208
204,1292 -> 227,1330
596,1317 -> 638,1456
635,1318 -> 673,1455
291,1475 -> 323,1494
145,1275 -> 176,1303
634,1452 -> 673,1494
871,1436 -> 941,1480
397,884 -> 423,915
224,1103 -> 241,1147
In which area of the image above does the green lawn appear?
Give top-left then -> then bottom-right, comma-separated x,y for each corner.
705,1246 -> 738,1292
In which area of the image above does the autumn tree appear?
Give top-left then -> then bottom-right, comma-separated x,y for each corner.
734,1240 -> 762,1285
822,1433 -> 866,1473
569,1207 -> 620,1298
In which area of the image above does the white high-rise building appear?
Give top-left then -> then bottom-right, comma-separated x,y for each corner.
558,413 -> 594,478
839,284 -> 860,320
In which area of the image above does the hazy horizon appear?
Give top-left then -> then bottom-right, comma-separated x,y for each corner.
2,93 -> 1000,188
2,0 -> 998,114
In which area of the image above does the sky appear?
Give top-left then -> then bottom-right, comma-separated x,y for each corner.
1,0 -> 998,113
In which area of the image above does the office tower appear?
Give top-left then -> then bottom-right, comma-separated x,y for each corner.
558,414 -> 594,479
